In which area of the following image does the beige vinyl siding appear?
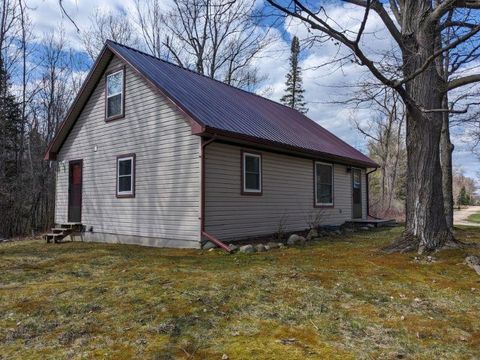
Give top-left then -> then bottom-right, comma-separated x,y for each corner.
204,142 -> 366,240
55,56 -> 201,247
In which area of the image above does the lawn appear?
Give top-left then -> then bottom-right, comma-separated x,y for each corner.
1,227 -> 480,360
467,212 -> 480,223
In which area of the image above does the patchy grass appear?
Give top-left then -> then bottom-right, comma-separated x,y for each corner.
1,227 -> 480,359
467,212 -> 480,223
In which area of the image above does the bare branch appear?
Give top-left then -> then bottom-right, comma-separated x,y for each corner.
343,0 -> 404,49
448,74 -> 480,90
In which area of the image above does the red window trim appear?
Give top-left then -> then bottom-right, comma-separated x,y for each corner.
116,153 -> 136,198
105,65 -> 126,122
241,149 -> 263,196
313,161 -> 335,208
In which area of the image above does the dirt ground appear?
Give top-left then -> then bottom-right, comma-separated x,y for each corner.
454,206 -> 480,227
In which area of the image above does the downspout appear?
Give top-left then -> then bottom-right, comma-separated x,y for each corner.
200,136 -> 231,253
366,168 -> 379,219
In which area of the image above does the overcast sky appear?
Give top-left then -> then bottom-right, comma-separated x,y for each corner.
28,0 -> 480,182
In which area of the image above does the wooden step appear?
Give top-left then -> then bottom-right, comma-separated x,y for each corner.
44,233 -> 65,244
45,223 -> 82,244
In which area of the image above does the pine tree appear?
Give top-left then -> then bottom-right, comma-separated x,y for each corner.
0,59 -> 22,179
457,186 -> 470,206
280,36 -> 308,114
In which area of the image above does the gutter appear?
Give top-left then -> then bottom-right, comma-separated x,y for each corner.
200,136 -> 231,253
366,168 -> 379,219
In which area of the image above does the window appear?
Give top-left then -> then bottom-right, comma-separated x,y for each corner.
315,162 -> 333,206
242,151 -> 262,194
106,68 -> 124,120
117,154 -> 135,197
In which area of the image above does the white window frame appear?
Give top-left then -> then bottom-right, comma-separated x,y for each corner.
242,152 -> 262,194
106,69 -> 124,119
314,161 -> 334,206
117,155 -> 134,197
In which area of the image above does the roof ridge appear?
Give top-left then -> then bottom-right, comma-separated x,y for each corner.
105,39 -> 303,114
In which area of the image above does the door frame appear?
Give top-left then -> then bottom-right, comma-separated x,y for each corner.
68,159 -> 83,223
351,167 -> 362,219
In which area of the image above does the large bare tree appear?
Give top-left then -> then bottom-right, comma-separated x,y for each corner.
267,0 -> 480,252
81,9 -> 138,61
157,0 -> 271,89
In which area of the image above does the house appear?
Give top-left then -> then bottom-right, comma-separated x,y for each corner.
44,40 -> 378,249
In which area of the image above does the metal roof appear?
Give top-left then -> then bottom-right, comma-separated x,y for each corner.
46,40 -> 377,168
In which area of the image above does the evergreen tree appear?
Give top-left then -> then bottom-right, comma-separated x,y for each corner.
280,36 -> 308,114
0,59 -> 22,179
0,58 -> 24,238
457,186 -> 470,206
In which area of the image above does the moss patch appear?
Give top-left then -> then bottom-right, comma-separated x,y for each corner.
1,227 -> 480,359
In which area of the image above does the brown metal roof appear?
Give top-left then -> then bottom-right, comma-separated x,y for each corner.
45,40 -> 378,168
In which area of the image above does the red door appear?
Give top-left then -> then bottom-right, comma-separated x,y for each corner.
68,160 -> 83,223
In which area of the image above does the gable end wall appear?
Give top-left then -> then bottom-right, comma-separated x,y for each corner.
54,56 -> 201,248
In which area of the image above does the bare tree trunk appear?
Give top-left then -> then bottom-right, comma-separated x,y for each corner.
398,4 -> 454,252
440,95 -> 454,231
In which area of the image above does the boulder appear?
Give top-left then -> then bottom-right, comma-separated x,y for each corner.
297,236 -> 306,246
306,229 -> 319,241
287,234 -> 300,245
287,234 -> 306,246
228,244 -> 239,252
239,244 -> 255,254
202,241 -> 217,250
266,242 -> 280,250
465,255 -> 480,275
255,244 -> 267,252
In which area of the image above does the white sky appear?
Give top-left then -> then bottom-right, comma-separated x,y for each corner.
28,0 -> 480,182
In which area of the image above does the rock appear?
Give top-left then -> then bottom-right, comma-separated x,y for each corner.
287,234 -> 300,245
278,243 -> 286,249
222,355 -> 229,360
239,244 -> 255,254
334,229 -> 342,235
202,241 -> 217,250
359,226 -> 370,231
465,255 -> 480,275
287,234 -> 306,246
228,244 -> 239,252
255,244 -> 267,252
306,229 -> 318,241
266,242 -> 280,250
297,236 -> 306,246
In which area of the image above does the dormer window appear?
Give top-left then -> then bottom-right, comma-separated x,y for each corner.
105,68 -> 125,120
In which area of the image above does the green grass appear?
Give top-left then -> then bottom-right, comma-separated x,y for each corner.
1,227 -> 480,359
467,212 -> 480,223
